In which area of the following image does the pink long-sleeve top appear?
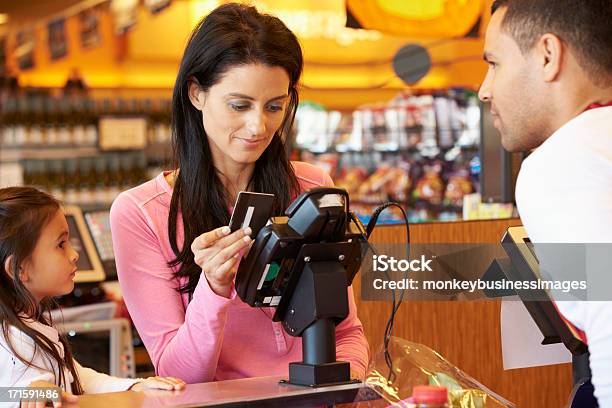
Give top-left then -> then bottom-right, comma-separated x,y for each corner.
109,161 -> 369,384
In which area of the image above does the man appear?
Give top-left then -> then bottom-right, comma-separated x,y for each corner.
478,0 -> 612,405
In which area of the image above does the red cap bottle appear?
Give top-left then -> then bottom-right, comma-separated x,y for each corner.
407,385 -> 449,407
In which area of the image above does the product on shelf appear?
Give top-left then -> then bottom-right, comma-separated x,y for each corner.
0,91 -> 175,206
0,94 -> 173,149
335,166 -> 367,196
292,88 -> 483,224
332,112 -> 356,151
443,167 -> 473,207
356,164 -> 395,202
20,153 -> 149,206
386,160 -> 412,203
295,89 -> 480,156
413,161 -> 445,206
353,162 -> 411,204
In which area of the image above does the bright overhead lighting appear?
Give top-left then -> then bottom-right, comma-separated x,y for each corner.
0,14 -> 9,25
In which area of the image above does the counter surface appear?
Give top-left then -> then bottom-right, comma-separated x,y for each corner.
76,375 -> 376,408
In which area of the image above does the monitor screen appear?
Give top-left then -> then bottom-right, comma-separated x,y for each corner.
60,319 -> 135,378
66,214 -> 94,271
68,329 -> 111,374
84,211 -> 115,262
63,205 -> 105,283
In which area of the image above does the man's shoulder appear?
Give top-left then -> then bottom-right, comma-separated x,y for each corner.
546,107 -> 612,154
525,107 -> 612,173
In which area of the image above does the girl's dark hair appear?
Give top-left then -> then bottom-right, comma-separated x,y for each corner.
169,3 -> 302,296
0,187 -> 83,394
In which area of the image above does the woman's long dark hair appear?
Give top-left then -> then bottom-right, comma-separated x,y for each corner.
0,187 -> 83,394
169,3 -> 301,296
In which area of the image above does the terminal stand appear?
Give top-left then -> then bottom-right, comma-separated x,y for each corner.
275,244 -> 355,387
234,188 -> 367,388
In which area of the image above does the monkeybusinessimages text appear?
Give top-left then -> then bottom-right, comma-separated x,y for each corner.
371,255 -> 587,294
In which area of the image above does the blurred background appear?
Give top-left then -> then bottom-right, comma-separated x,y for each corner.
0,0 -> 522,226
1,6 -> 574,406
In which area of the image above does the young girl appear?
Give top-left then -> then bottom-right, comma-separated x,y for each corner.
0,187 -> 185,407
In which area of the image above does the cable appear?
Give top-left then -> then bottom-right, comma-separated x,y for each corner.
351,202 -> 411,384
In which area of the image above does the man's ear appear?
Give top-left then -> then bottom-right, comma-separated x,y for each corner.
536,33 -> 563,82
188,79 -> 207,111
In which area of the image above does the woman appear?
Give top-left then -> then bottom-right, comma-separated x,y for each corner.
110,3 -> 369,384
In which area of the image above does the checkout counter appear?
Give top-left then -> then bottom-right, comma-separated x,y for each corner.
76,375 -> 377,408
59,200 -> 584,407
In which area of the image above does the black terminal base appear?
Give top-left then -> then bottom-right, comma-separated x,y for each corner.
287,361 -> 351,387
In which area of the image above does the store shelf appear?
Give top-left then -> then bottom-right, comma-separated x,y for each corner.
0,146 -> 100,162
294,144 -> 479,155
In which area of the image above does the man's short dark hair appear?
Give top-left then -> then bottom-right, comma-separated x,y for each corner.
491,0 -> 612,86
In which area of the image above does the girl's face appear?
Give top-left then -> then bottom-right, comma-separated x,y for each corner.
190,63 -> 291,168
21,209 -> 79,302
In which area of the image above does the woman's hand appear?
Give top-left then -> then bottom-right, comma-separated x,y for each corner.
129,376 -> 186,391
21,380 -> 78,408
191,226 -> 252,298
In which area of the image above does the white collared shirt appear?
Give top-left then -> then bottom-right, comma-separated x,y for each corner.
0,316 -> 141,407
516,106 -> 612,406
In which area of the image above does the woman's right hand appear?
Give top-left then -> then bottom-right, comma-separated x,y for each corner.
191,226 -> 252,298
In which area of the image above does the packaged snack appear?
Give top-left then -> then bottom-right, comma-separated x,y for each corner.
357,165 -> 396,203
404,105 -> 423,149
413,161 -> 444,206
434,95 -> 454,148
336,166 -> 368,196
371,107 -> 388,149
444,167 -> 473,207
386,161 -> 412,203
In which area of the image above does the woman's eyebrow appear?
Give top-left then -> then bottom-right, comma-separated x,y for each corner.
225,93 -> 288,102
